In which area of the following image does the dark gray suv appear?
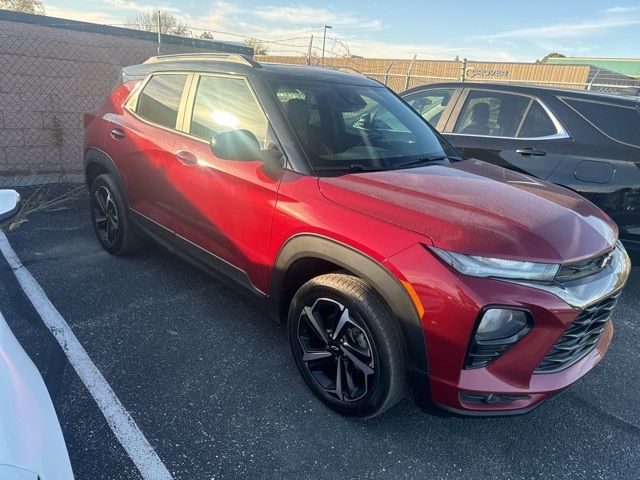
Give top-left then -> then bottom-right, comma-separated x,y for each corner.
401,82 -> 640,253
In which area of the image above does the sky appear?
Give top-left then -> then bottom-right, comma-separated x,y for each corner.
41,1 -> 640,61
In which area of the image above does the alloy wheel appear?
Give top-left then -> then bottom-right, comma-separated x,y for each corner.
92,185 -> 119,247
297,298 -> 375,402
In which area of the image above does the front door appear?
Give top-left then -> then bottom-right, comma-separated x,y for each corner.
170,74 -> 283,291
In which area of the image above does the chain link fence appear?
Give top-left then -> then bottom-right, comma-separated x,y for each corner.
2,16 -> 639,191
0,17 -> 243,189
257,55 -> 640,95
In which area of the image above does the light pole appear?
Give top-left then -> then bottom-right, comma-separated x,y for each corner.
321,25 -> 332,68
156,10 -> 162,54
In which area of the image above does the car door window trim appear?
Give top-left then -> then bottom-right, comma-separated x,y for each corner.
122,70 -> 289,166
123,71 -> 192,135
185,73 -> 270,143
446,88 -> 569,140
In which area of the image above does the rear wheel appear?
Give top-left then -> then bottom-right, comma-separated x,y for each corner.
288,273 -> 406,418
90,174 -> 143,255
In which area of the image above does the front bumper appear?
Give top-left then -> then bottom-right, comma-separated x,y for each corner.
388,243 -> 631,415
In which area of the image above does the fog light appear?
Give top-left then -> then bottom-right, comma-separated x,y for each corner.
477,309 -> 529,341
461,391 -> 532,404
465,308 -> 532,369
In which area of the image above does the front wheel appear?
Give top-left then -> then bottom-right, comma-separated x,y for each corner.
288,273 -> 406,418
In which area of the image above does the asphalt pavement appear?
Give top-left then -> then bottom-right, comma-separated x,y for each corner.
1,191 -> 639,480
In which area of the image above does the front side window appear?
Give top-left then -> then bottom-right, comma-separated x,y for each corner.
454,91 -> 530,137
190,75 -> 269,147
563,98 -> 640,147
405,88 -> 456,126
270,80 -> 452,173
136,74 -> 188,129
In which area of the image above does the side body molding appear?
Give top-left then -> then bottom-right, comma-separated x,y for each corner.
270,234 -> 430,403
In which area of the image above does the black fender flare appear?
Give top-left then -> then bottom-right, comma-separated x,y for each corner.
84,148 -> 126,200
270,234 -> 429,380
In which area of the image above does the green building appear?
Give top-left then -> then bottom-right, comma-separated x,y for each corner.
546,57 -> 640,79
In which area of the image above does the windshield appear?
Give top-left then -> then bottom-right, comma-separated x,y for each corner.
269,79 -> 455,173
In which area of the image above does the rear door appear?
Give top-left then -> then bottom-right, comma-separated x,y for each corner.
106,72 -> 189,228
442,88 -> 571,179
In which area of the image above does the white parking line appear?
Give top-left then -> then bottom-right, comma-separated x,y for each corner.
0,232 -> 174,480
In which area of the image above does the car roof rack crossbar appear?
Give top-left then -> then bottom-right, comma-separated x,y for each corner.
143,53 -> 261,68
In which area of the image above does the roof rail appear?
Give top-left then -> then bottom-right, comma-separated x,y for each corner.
143,53 -> 261,68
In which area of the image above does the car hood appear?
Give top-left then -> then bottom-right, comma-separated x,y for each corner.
318,159 -> 617,263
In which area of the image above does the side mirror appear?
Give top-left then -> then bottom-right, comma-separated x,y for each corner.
0,189 -> 20,223
260,147 -> 285,174
210,129 -> 284,173
210,129 -> 262,161
354,113 -> 372,130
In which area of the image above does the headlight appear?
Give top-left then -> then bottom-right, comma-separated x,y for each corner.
429,246 -> 559,282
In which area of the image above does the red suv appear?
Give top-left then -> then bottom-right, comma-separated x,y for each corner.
83,54 -> 631,418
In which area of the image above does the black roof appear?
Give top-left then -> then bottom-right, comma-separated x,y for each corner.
260,63 -> 380,86
123,54 -> 381,86
403,82 -> 640,104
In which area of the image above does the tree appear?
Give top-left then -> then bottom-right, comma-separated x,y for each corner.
126,10 -> 190,36
244,37 -> 269,56
538,52 -> 566,63
0,0 -> 45,14
200,31 -> 215,40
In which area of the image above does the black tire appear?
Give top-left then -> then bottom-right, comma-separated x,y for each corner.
90,174 -> 144,255
288,273 -> 406,418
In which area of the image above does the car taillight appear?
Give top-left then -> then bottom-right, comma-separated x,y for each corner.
465,308 -> 532,369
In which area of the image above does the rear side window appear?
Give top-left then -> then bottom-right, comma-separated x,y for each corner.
454,91 -> 530,137
518,101 -> 558,138
136,74 -> 188,129
190,76 -> 268,146
563,98 -> 640,147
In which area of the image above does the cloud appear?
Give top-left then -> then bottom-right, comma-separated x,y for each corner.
480,9 -> 640,40
40,1 -> 555,61
601,6 -> 638,14
343,38 -> 518,61
253,5 -> 383,30
44,4 -> 122,24
104,0 -> 179,13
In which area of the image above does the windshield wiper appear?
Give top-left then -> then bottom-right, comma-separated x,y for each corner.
314,163 -> 382,173
393,155 -> 448,169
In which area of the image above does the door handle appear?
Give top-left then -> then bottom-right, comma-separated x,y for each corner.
516,148 -> 546,156
175,150 -> 199,166
110,128 -> 125,140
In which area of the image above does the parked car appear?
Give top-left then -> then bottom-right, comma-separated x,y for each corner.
0,189 -> 20,223
400,82 -> 640,253
84,54 -> 631,418
0,189 -> 75,480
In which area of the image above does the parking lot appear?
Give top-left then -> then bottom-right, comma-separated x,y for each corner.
1,190 -> 640,480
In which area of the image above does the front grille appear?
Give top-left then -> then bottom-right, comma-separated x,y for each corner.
555,249 -> 615,283
535,291 -> 621,373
